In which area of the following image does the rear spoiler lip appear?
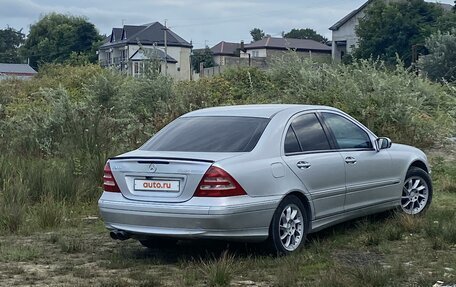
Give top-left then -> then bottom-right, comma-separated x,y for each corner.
108,156 -> 215,164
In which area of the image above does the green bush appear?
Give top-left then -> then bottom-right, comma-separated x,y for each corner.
267,54 -> 455,146
418,29 -> 456,83
2,58 -> 453,158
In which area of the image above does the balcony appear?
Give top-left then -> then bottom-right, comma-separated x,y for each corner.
100,58 -> 128,70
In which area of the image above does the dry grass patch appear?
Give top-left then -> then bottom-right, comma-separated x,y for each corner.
199,250 -> 236,287
395,213 -> 425,233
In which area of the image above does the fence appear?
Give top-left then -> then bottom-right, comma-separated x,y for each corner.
199,57 -> 268,78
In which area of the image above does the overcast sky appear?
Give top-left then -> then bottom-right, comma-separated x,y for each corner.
1,0 -> 454,48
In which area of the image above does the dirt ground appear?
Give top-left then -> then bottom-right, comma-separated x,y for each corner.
1,146 -> 455,286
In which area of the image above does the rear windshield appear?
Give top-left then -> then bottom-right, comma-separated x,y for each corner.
141,116 -> 270,152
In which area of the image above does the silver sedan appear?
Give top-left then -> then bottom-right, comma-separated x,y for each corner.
99,105 -> 432,254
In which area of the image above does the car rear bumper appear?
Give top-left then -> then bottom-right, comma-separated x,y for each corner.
98,192 -> 280,241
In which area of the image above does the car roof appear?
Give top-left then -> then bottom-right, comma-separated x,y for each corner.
182,104 -> 340,118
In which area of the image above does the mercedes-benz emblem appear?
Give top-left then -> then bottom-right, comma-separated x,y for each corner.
149,164 -> 157,173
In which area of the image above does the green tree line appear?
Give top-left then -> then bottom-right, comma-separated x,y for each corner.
0,13 -> 103,69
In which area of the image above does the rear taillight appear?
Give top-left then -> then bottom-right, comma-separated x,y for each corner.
103,162 -> 120,192
194,166 -> 247,197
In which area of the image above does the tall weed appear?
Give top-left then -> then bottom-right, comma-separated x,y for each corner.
0,176 -> 28,233
200,251 -> 236,287
34,196 -> 65,229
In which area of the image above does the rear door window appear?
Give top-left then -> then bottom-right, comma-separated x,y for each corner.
287,113 -> 331,153
141,116 -> 270,152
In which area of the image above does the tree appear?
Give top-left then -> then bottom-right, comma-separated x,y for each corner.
282,28 -> 328,43
191,47 -> 215,73
418,29 -> 456,82
436,8 -> 456,32
250,28 -> 265,42
0,27 -> 25,63
353,0 -> 444,66
21,13 -> 102,69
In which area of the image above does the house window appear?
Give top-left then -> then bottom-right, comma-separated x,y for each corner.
133,62 -> 142,77
252,51 -> 259,58
120,49 -> 128,71
121,48 -> 128,63
107,52 -> 112,65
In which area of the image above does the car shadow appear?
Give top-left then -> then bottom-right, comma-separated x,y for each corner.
306,210 -> 395,242
136,239 -> 272,263
113,210 -> 396,263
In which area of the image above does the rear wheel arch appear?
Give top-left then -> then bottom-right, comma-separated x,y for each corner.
268,193 -> 310,254
269,191 -> 313,234
286,191 -> 313,223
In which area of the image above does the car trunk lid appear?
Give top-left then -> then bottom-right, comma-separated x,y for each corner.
108,150 -> 242,203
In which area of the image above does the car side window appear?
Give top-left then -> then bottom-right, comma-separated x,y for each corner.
284,126 -> 301,154
289,113 -> 331,153
322,113 -> 373,149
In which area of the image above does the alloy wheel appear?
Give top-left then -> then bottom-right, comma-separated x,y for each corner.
278,204 -> 304,251
401,176 -> 429,215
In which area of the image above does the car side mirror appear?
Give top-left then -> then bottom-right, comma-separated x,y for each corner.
376,137 -> 392,151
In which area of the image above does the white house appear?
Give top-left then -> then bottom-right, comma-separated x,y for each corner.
98,22 -> 192,80
330,0 -> 454,62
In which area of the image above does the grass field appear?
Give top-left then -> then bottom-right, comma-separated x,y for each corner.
0,147 -> 455,287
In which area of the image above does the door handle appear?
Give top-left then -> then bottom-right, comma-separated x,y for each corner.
345,157 -> 357,164
297,161 -> 311,169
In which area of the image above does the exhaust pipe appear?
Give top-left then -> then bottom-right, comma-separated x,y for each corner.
110,230 -> 130,241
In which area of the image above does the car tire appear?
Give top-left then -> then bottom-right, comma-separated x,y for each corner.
400,167 -> 433,215
269,195 -> 308,255
139,237 -> 178,249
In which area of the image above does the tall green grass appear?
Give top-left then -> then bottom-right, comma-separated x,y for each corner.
0,156 -> 103,234
0,176 -> 28,233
